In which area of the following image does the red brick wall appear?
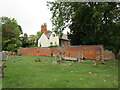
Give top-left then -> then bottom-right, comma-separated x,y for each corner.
50,45 -> 103,60
18,45 -> 106,60
7,51 -> 15,55
18,48 -> 51,56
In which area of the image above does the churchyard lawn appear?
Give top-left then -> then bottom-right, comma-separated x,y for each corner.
2,55 -> 118,88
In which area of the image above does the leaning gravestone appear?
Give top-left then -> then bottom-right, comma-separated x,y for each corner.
0,64 -> 2,78
2,51 -> 8,61
0,51 -> 2,61
0,62 -> 6,78
0,51 -> 7,77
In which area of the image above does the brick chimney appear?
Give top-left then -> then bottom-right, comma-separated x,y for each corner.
41,23 -> 47,33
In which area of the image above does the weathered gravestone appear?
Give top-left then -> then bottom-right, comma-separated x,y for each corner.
35,58 -> 41,62
77,51 -> 81,63
0,51 -> 7,77
52,51 -> 59,64
35,50 -> 41,62
0,63 -> 6,78
2,51 -> 8,61
0,51 -> 2,61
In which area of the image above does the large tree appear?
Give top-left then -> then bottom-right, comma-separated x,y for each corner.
47,2 -> 120,58
0,24 -> 2,51
1,16 -> 23,52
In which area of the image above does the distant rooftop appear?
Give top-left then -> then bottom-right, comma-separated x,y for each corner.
40,32 -> 69,40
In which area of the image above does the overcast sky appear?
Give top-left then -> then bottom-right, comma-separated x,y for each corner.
0,0 -> 69,35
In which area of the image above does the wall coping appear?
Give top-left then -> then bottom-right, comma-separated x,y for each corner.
18,45 -> 103,49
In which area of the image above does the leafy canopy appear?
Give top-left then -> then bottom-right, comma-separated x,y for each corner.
47,2 -> 120,56
1,16 -> 23,51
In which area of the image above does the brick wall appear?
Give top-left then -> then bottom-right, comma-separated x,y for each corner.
18,45 -> 108,60
18,48 -> 51,56
7,51 -> 14,55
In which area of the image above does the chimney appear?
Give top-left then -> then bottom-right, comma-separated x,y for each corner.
41,23 -> 47,33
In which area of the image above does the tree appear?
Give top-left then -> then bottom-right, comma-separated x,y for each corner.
0,24 -> 2,51
1,16 -> 23,52
47,2 -> 120,57
21,33 -> 29,47
28,35 -> 37,47
37,31 -> 41,38
47,30 -> 53,33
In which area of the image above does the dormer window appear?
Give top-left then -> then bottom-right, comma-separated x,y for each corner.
53,34 -> 55,37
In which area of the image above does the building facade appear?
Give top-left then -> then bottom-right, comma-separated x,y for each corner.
38,23 -> 70,47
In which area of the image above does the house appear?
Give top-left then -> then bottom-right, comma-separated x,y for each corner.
38,23 -> 70,47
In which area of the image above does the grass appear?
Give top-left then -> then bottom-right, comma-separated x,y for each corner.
2,55 -> 118,88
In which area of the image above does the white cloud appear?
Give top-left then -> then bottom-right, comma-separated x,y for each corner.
0,0 -> 53,35
0,0 -> 69,35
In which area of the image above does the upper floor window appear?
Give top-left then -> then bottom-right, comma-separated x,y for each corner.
53,34 -> 55,37
55,42 -> 56,45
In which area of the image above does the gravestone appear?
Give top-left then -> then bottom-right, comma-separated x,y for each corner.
0,52 -> 2,61
77,51 -> 81,63
0,64 -> 2,77
0,63 -> 6,78
2,51 -> 8,61
59,51 -> 65,60
35,58 -> 41,62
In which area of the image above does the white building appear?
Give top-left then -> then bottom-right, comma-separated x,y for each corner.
38,23 -> 70,47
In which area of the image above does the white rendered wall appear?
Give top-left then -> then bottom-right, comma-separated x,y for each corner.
49,32 -> 59,46
38,33 -> 50,47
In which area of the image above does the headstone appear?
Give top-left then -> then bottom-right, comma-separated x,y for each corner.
0,63 -> 6,78
2,51 -> 8,61
53,51 -> 57,59
59,51 -> 65,60
0,52 -> 2,61
0,64 -> 2,77
77,51 -> 81,62
67,63 -> 73,66
52,60 -> 58,64
35,58 -> 41,62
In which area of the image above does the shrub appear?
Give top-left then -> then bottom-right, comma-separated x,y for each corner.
49,45 -> 58,47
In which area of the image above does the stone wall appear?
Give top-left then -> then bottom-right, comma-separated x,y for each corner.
103,50 -> 115,60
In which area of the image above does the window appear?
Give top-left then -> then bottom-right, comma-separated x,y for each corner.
53,34 -> 55,37
55,42 -> 56,45
50,42 -> 53,45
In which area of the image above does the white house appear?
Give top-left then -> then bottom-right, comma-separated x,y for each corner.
38,23 -> 70,47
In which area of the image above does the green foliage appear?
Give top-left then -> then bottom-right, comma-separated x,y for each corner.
0,23 -> 2,51
21,33 -> 38,47
47,30 -> 53,33
3,55 -> 118,88
49,45 -> 58,47
47,2 -> 120,56
36,31 -> 41,38
1,16 -> 23,52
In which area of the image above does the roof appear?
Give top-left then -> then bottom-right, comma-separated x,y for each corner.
44,32 -> 52,39
41,32 -> 69,40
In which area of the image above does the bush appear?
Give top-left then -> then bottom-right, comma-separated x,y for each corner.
49,45 -> 58,47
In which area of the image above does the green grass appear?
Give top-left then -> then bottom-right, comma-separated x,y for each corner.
2,55 -> 118,88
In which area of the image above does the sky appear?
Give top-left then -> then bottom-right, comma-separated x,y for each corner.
0,0 -> 69,36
